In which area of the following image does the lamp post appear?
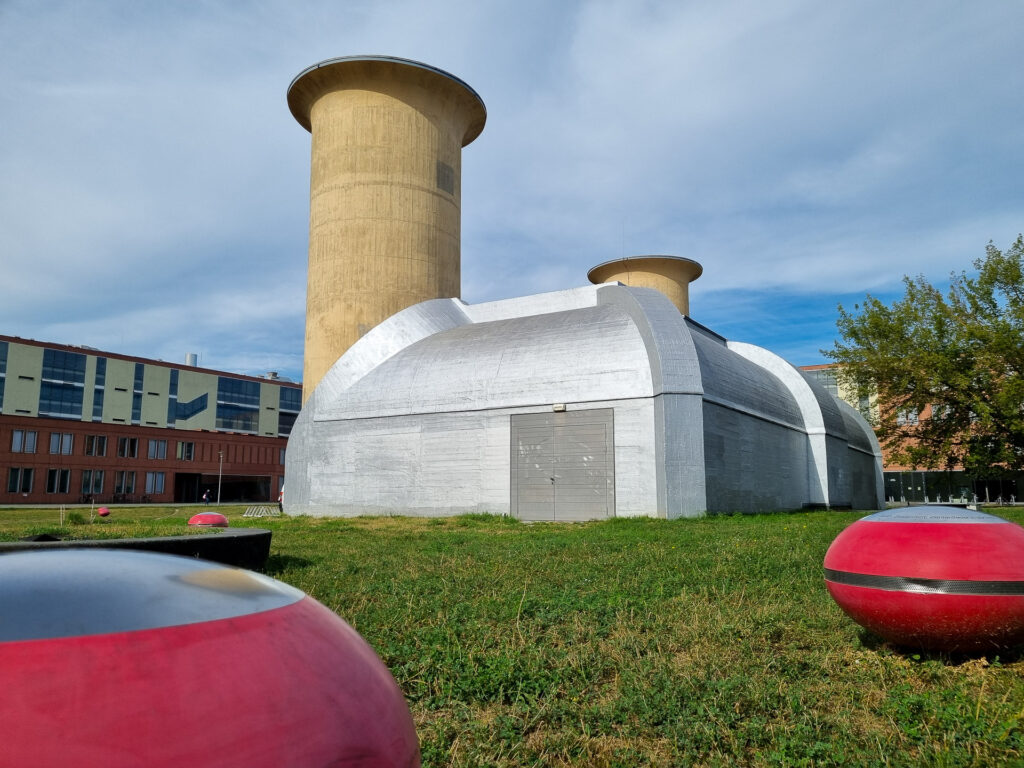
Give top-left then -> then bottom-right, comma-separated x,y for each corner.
217,450 -> 223,506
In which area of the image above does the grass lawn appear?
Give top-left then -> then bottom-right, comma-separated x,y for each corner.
3,506 -> 1024,766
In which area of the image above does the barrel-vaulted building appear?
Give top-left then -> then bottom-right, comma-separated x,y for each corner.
283,55 -> 884,519
285,282 -> 884,519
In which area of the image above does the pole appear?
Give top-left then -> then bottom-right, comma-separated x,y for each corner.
217,450 -> 223,506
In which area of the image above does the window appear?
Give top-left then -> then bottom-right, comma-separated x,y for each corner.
46,468 -> 71,494
49,432 -> 73,455
807,369 -> 839,397
279,448 -> 286,465
131,363 -> 144,424
114,471 -> 136,495
896,409 -> 920,426
92,357 -> 106,421
278,386 -> 301,437
167,369 -> 179,426
858,395 -> 872,419
177,441 -> 195,461
11,430 -> 37,453
81,470 -> 104,496
145,471 -> 165,494
0,340 -> 7,410
216,377 -> 261,432
175,393 -> 209,421
117,436 -> 138,458
148,439 -> 167,460
84,435 -> 107,456
38,349 -> 86,419
7,468 -> 34,494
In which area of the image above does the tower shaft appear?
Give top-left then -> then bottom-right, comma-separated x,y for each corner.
288,57 -> 486,399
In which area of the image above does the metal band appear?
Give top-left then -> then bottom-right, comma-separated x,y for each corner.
859,506 -> 1007,524
824,568 -> 1024,596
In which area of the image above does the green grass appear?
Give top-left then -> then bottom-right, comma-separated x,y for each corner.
3,506 -> 1024,766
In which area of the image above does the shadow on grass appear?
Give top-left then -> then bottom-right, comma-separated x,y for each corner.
857,628 -> 1024,665
262,553 -> 315,575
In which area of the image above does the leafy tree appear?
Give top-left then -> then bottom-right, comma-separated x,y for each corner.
826,236 -> 1024,476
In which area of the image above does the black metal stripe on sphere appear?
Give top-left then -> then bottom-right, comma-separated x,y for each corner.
824,568 -> 1024,596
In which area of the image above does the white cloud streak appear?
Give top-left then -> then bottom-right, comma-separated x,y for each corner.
1,0 -> 1021,378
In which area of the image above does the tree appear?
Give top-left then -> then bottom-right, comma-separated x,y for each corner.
826,236 -> 1024,477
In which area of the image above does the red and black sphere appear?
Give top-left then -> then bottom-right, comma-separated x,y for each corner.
824,506 -> 1024,652
0,550 -> 420,767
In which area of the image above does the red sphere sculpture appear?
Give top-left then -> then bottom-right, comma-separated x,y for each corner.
0,550 -> 420,767
824,506 -> 1024,652
188,512 -> 230,527
97,507 -> 110,517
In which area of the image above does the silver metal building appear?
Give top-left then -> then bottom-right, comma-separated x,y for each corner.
284,283 -> 884,519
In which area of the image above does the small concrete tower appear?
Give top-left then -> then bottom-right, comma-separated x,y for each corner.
288,56 -> 486,400
587,255 -> 703,316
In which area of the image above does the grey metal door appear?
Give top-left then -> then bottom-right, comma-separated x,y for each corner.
511,409 -> 615,521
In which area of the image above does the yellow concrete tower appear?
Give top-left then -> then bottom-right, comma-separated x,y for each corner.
288,56 -> 486,400
587,255 -> 703,316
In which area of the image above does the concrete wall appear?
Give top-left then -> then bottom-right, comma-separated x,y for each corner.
287,397 -> 662,518
702,401 -> 810,513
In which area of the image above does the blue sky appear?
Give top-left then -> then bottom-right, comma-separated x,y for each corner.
2,0 -> 1021,382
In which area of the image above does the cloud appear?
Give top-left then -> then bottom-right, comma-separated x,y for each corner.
1,0 -> 1021,379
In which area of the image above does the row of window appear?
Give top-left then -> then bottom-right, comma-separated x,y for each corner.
8,430 -> 194,461
6,467 -> 164,495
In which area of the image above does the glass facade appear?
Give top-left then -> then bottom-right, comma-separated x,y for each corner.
38,349 -> 86,419
278,386 -> 301,437
167,369 -> 179,425
0,340 -> 7,410
175,393 -> 208,421
131,363 -> 144,425
216,377 -> 260,432
92,358 -> 106,421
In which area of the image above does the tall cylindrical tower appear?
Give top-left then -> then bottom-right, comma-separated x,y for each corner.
288,56 -> 486,400
588,255 -> 703,316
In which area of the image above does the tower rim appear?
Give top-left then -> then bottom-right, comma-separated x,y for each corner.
286,55 -> 486,144
588,255 -> 704,284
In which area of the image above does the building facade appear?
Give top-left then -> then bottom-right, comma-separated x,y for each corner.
0,335 -> 300,505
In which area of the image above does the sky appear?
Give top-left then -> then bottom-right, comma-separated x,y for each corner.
2,0 -> 1021,383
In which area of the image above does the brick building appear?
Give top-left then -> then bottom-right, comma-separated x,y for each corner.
0,335 -> 300,505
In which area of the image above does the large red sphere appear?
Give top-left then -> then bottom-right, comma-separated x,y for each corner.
97,507 -> 110,517
824,506 -> 1024,652
188,512 -> 229,527
0,550 -> 420,767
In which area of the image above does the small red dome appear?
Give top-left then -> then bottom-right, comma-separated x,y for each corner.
188,512 -> 230,527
